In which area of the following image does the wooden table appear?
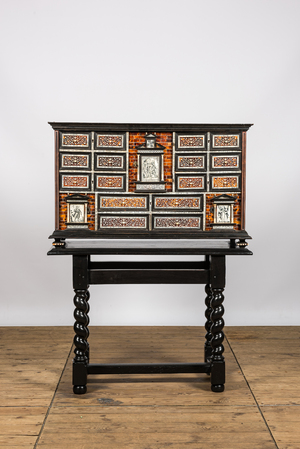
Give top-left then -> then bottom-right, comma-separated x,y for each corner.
48,239 -> 252,394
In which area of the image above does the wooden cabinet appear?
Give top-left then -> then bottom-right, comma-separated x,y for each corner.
49,123 -> 252,242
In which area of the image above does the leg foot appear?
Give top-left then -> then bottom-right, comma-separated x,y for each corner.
73,385 -> 87,395
211,384 -> 225,393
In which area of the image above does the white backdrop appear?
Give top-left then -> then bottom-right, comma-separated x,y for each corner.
1,0 -> 300,326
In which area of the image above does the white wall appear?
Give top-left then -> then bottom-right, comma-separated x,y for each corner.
1,0 -> 300,326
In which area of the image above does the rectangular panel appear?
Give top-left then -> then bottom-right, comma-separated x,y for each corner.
141,155 -> 161,182
176,134 -> 206,150
212,134 -> 240,149
153,215 -> 202,230
210,174 -> 240,191
96,133 -> 126,150
98,195 -> 149,210
60,133 -> 90,148
94,153 -> 126,171
153,195 -> 203,211
99,215 -> 148,230
60,173 -> 91,191
175,154 -> 206,171
94,174 -> 126,191
210,153 -> 241,171
176,175 -> 206,191
135,183 -> 165,191
60,152 -> 91,170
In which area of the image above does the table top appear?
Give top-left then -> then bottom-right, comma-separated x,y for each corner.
48,239 -> 253,256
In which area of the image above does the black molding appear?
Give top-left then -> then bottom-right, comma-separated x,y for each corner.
49,123 -> 253,133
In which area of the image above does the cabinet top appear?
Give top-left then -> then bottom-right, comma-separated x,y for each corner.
49,122 -> 253,132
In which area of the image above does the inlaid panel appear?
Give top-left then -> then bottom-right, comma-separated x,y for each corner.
99,215 -> 148,229
60,153 -> 91,170
176,175 -> 206,191
176,134 -> 206,150
153,195 -> 203,211
210,153 -> 241,171
99,195 -> 148,210
135,183 -> 165,191
153,215 -> 202,230
95,153 -> 125,170
96,133 -> 126,150
60,173 -> 91,191
176,154 -> 206,171
212,134 -> 240,148
210,174 -> 240,191
94,174 -> 125,191
60,133 -> 90,148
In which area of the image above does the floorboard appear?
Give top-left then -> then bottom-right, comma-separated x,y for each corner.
1,326 -> 299,448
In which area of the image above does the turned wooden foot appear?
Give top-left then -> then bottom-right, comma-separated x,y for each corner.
73,385 -> 87,395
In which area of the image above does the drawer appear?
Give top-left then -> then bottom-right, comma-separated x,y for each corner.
175,154 -> 206,171
60,173 -> 91,191
99,215 -> 148,230
212,134 -> 241,149
94,153 -> 126,171
209,174 -> 241,191
98,194 -> 149,211
60,132 -> 91,149
95,133 -> 126,150
152,195 -> 203,211
176,174 -> 206,191
94,174 -> 126,191
175,134 -> 207,150
153,215 -> 203,230
210,153 -> 241,171
60,152 -> 91,170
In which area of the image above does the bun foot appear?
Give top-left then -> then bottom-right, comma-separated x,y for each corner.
211,384 -> 224,393
73,385 -> 87,395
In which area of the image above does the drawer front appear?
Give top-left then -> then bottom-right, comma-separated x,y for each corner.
176,175 -> 206,191
96,133 -> 126,150
60,173 -> 91,191
60,152 -> 91,170
212,134 -> 241,149
209,174 -> 241,191
153,215 -> 202,230
175,134 -> 207,150
60,133 -> 91,149
99,215 -> 148,230
94,174 -> 126,191
210,153 -> 241,171
175,154 -> 206,171
153,195 -> 203,211
94,153 -> 126,171
99,195 -> 149,211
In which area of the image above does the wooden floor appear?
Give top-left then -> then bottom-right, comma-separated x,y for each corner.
0,326 -> 300,449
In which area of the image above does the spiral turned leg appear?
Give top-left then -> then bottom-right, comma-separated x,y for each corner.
204,284 -> 213,362
73,289 -> 90,394
210,287 -> 225,392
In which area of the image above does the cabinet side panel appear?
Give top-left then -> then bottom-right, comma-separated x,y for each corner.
55,130 -> 60,230
241,131 -> 246,230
